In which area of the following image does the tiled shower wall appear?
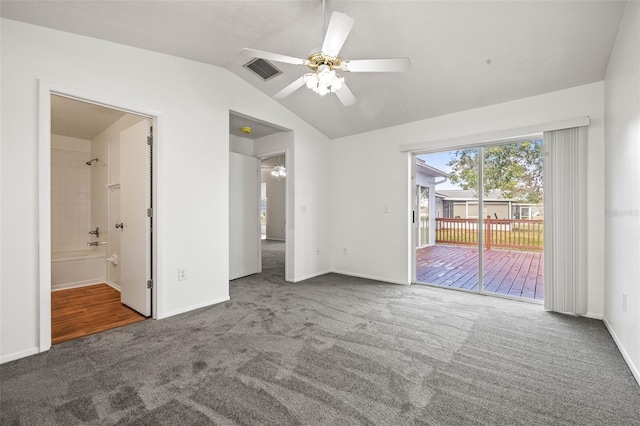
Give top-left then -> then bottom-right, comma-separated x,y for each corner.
90,137 -> 108,241
51,135 -> 92,252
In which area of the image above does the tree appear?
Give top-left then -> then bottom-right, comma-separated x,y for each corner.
447,140 -> 543,204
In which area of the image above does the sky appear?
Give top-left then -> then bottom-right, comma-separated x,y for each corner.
417,150 -> 464,190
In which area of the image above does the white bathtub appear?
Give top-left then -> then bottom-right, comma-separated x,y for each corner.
51,249 -> 107,290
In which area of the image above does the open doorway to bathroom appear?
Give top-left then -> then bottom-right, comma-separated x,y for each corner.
50,95 -> 153,344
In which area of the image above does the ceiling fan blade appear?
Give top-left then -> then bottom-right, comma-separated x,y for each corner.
321,12 -> 354,57
344,58 -> 411,72
335,83 -> 356,107
239,48 -> 306,66
273,76 -> 306,99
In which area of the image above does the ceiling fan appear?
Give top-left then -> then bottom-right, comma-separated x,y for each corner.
240,11 -> 410,107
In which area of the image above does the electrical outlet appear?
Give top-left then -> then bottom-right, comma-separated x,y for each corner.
384,205 -> 389,214
316,248 -> 320,255
178,267 -> 187,281
623,292 -> 627,311
343,247 -> 348,255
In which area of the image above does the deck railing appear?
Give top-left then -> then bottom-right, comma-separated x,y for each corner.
435,218 -> 544,251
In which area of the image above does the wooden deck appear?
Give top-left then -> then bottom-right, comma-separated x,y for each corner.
416,245 -> 544,300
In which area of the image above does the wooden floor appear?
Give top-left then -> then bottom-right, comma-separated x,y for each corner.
416,245 -> 544,300
52,284 -> 147,345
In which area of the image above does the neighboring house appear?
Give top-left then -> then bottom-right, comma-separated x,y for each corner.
415,159 -> 448,246
437,189 -> 542,220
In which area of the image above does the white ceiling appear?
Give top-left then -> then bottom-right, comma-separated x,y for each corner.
229,111 -> 289,140
51,95 -> 127,139
3,1 -> 626,139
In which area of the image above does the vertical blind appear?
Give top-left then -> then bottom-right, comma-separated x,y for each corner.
543,126 -> 588,315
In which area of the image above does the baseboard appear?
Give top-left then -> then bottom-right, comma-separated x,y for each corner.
330,269 -> 410,286
603,317 -> 640,386
265,237 -> 285,241
160,296 -> 230,319
582,312 -> 604,320
51,280 -> 105,291
105,281 -> 121,291
293,270 -> 331,282
0,347 -> 40,365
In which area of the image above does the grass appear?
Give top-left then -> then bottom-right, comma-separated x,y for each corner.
436,229 -> 543,251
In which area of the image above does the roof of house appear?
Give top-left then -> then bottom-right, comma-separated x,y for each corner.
416,159 -> 448,178
436,189 -> 518,202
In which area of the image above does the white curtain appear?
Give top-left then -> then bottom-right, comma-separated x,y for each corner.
543,126 -> 588,315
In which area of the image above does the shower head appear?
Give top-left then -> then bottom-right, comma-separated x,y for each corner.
86,158 -> 99,166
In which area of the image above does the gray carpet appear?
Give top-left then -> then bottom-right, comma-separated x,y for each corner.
1,240 -> 639,425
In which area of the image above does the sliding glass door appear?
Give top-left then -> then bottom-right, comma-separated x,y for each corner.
415,148 -> 481,291
414,139 -> 544,302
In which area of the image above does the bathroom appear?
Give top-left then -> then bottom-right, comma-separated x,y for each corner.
50,95 -> 150,342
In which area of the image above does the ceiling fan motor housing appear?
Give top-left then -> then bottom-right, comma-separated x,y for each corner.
306,52 -> 343,71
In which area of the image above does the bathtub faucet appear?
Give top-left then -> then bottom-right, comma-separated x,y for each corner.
88,227 -> 100,238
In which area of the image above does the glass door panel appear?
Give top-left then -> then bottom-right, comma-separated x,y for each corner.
415,149 -> 480,291
480,140 -> 544,300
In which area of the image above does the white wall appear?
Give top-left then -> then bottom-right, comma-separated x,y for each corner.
330,82 -> 606,316
229,134 -> 253,156
604,1 -> 640,383
0,19 -> 330,363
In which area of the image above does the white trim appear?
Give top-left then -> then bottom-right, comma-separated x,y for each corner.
51,280 -> 106,291
603,317 -> 640,386
582,312 -> 604,320
257,149 -> 288,160
38,80 -> 163,354
330,270 -> 410,286
284,147 -> 294,282
160,296 -> 230,319
254,148 -> 295,282
105,281 -> 121,292
399,116 -> 590,153
38,82 -> 53,353
265,238 -> 286,242
410,154 -> 417,283
256,146 -> 294,283
293,270 -> 331,282
0,347 -> 41,365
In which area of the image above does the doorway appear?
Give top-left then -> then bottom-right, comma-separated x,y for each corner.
228,111 -> 291,281
260,154 -> 287,242
413,138 -> 544,302
48,94 -> 154,344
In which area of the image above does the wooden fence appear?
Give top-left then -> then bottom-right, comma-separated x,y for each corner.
435,218 -> 544,251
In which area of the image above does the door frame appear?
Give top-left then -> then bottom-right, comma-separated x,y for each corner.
38,81 -> 161,352
258,149 -> 290,280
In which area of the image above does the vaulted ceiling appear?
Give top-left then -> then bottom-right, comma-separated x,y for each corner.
1,1 -> 626,139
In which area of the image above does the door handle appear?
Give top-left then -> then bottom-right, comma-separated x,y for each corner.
115,223 -> 124,229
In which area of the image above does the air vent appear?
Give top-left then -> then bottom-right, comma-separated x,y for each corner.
243,58 -> 282,81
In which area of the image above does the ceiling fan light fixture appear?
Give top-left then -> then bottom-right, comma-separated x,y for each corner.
303,65 -> 345,96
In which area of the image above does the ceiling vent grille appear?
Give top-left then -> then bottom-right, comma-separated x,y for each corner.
243,58 -> 282,81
